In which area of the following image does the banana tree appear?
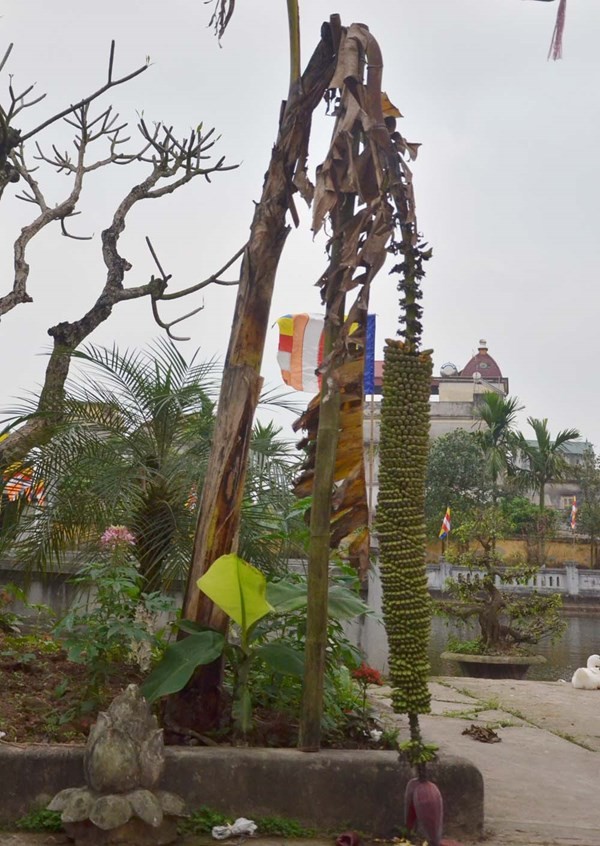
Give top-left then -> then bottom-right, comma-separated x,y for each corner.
295,22 -> 421,748
143,552 -> 369,738
167,9 -> 339,735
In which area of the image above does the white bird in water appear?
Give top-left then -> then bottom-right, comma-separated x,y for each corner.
571,655 -> 600,690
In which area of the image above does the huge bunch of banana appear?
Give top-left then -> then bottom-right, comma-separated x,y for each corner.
377,338 -> 432,716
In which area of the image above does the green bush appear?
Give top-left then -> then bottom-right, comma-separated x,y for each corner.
14,808 -> 62,832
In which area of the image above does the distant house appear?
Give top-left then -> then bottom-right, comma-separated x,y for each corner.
517,439 -> 592,514
366,338 -> 589,517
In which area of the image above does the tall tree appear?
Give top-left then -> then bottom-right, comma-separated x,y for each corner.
296,23 -> 410,749
169,16 -> 339,735
516,417 -> 580,563
516,418 -> 580,512
575,446 -> 600,568
0,42 -> 237,470
425,429 -> 491,537
474,392 -> 523,501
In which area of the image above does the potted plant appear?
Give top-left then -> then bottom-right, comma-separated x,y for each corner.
438,506 -> 565,679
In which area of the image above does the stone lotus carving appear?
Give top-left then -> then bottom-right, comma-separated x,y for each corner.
48,684 -> 186,845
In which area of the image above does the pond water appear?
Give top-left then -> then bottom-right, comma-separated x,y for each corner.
429,613 -> 600,682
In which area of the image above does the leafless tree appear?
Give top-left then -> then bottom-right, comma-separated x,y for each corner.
0,43 -> 240,466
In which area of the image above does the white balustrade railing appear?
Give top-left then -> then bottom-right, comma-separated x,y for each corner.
427,560 -> 599,596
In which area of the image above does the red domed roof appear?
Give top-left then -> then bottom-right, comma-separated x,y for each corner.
460,339 -> 503,380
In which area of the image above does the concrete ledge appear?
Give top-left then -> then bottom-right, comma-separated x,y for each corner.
441,652 -> 546,666
0,745 -> 483,839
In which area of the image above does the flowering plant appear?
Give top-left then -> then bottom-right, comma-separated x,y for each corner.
351,662 -> 384,723
100,525 -> 135,550
54,527 -> 175,695
351,663 -> 384,687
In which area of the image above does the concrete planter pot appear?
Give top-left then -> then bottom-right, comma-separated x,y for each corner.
441,651 -> 547,680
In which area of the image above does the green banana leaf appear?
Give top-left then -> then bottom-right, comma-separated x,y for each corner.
266,578 -> 373,621
328,584 -> 372,621
266,579 -> 308,613
256,642 -> 305,677
141,630 -> 225,703
198,554 -> 273,636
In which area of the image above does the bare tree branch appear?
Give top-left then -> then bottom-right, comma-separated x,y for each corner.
0,42 -> 148,203
145,237 -> 243,340
0,118 -> 237,466
157,243 -> 244,300
1,109 -> 238,321
0,41 -> 242,467
18,41 -> 149,144
60,216 -> 93,241
0,44 -> 14,76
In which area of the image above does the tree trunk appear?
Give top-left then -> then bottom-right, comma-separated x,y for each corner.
298,190 -> 354,751
0,304 -> 114,468
165,21 -> 339,734
297,320 -> 342,750
478,581 -> 505,649
538,483 -> 546,566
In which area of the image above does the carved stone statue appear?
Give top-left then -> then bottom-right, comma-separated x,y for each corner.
48,684 -> 186,845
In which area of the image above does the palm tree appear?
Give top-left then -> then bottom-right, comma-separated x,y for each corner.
9,340 -> 302,591
516,417 -> 580,563
474,392 -> 523,501
516,418 -> 580,511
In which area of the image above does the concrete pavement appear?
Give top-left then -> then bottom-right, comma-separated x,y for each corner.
370,677 -> 600,845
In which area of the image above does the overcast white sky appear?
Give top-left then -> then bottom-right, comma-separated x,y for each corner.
2,1 -> 600,447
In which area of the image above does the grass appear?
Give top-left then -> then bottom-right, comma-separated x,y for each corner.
552,730 -> 595,751
14,805 -> 319,837
178,807 -> 317,838
440,695 -> 502,719
14,808 -> 62,832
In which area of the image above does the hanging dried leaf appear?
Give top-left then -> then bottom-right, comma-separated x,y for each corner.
293,22 -> 427,579
208,0 -> 236,41
381,91 -> 403,119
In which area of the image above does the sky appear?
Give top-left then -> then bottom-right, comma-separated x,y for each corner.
2,0 -> 600,447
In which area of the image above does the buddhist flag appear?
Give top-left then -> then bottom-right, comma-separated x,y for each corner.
276,313 -> 376,394
276,314 -> 325,394
2,468 -> 45,504
570,496 -> 578,531
439,507 -> 451,540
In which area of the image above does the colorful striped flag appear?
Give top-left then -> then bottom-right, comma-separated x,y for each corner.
2,469 -> 45,504
276,314 -> 325,393
570,496 -> 578,531
276,313 -> 376,394
439,507 -> 451,540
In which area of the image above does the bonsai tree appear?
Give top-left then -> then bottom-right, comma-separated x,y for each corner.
440,506 -> 565,655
